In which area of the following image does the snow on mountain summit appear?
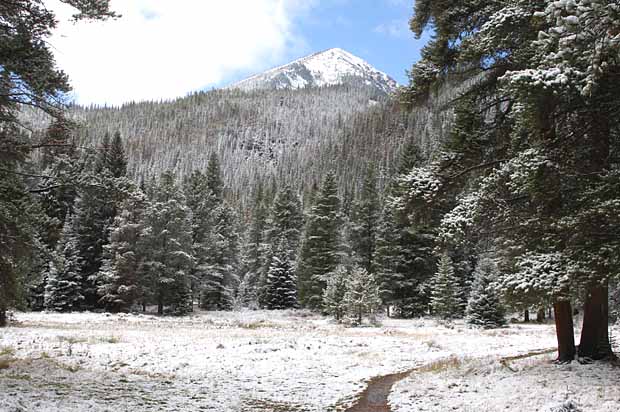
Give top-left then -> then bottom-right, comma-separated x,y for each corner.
229,48 -> 398,94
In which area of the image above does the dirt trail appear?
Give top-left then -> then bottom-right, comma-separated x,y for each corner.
345,368 -> 416,412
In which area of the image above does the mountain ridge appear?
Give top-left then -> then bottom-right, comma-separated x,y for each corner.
228,48 -> 398,94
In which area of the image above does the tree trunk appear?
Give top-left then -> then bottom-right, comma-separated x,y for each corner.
536,307 -> 546,323
157,290 -> 164,315
578,283 -> 613,360
0,307 -> 6,328
553,300 -> 576,363
576,111 -> 612,361
524,309 -> 529,322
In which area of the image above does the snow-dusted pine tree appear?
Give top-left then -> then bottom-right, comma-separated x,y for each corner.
199,204 -> 240,311
139,172 -> 194,315
265,238 -> 297,310
44,215 -> 84,312
238,185 -> 269,309
297,172 -> 342,309
97,192 -> 145,312
267,185 -> 303,262
349,165 -> 380,274
466,258 -> 506,328
430,252 -> 461,320
322,265 -> 349,321
373,205 -> 402,311
342,267 -> 381,324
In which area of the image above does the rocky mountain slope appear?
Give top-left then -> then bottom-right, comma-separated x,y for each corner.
229,48 -> 398,95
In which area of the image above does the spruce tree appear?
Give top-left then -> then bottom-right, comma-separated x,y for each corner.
139,172 -> 194,315
97,193 -> 145,312
384,143 -> 436,318
373,205 -> 402,311
430,252 -> 461,320
239,185 -> 269,308
70,133 -> 132,309
267,185 -> 303,262
44,215 -> 84,312
265,238 -> 297,310
108,131 -> 128,178
322,266 -> 349,321
297,172 -> 342,309
199,204 -> 240,311
466,258 -> 506,329
183,169 -> 212,304
205,152 -> 224,203
342,267 -> 382,324
349,166 -> 380,274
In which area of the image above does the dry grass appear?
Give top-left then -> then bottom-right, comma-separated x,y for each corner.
418,356 -> 464,373
0,358 -> 14,370
93,335 -> 120,344
237,320 -> 280,329
0,346 -> 15,356
423,339 -> 442,350
57,335 -> 87,344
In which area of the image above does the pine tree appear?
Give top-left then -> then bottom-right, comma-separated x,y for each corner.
466,258 -> 506,329
199,204 -> 240,311
38,120 -> 82,249
384,143 -> 436,318
44,215 -> 84,312
267,185 -> 303,262
0,0 -> 115,325
298,172 -> 342,309
108,131 -> 128,178
430,252 -> 461,320
373,205 -> 402,311
322,266 -> 349,321
265,239 -> 297,310
239,185 -> 269,308
140,172 -> 194,315
74,139 -> 132,309
183,169 -> 213,304
0,161 -> 36,325
342,267 -> 382,324
97,193 -> 145,312
349,166 -> 380,274
205,152 -> 224,203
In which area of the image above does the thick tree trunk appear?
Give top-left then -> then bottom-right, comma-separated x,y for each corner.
0,307 -> 6,327
576,111 -> 612,361
578,283 -> 613,360
524,309 -> 529,323
554,300 -> 576,363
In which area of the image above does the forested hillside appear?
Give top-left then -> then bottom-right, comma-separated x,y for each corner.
23,82 -> 455,208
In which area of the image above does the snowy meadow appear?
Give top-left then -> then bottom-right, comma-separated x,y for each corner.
1,310 -> 617,412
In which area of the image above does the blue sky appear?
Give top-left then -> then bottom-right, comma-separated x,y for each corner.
48,0 -> 428,105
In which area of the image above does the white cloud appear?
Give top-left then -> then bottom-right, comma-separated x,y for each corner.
46,0 -> 314,105
373,18 -> 410,38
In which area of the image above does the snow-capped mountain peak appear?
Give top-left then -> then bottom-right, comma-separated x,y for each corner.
229,48 -> 398,94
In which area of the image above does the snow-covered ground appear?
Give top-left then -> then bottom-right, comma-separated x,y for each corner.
0,310 -> 616,411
